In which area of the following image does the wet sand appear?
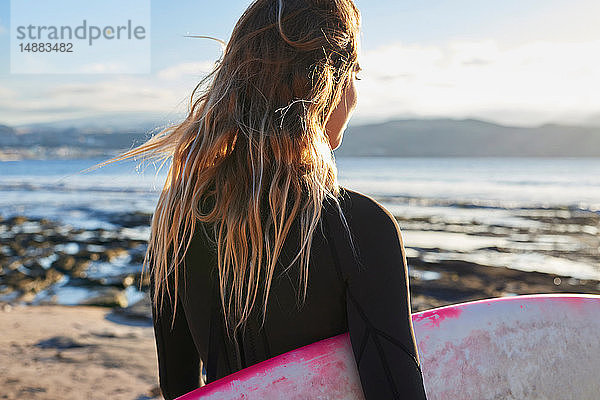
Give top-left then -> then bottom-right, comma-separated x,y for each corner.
0,304 -> 160,400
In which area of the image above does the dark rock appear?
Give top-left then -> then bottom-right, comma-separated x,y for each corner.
77,249 -> 101,261
113,295 -> 152,322
51,255 -> 90,277
70,260 -> 92,278
8,216 -> 28,225
52,255 -> 76,271
81,287 -> 128,308
38,218 -> 52,226
84,273 -> 136,288
9,243 -> 26,257
35,336 -> 89,350
101,248 -> 130,263
19,261 -> 46,279
106,211 -> 152,228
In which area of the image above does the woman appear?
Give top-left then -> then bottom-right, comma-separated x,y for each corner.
98,0 -> 428,398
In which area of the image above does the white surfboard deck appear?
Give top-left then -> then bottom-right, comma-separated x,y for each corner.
177,294 -> 600,399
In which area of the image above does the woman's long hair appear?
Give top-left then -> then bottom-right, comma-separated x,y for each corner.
87,0 -> 361,339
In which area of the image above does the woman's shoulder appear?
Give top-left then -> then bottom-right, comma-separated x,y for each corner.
336,186 -> 398,231
326,186 -> 404,262
325,186 -> 407,281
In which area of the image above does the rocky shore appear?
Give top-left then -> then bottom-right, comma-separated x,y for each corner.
408,257 -> 600,311
0,213 -> 151,308
1,209 -> 599,311
2,209 -> 600,310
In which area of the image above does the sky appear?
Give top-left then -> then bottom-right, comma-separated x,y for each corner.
0,0 -> 599,128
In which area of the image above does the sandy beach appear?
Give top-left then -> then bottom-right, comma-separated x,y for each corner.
0,304 -> 160,400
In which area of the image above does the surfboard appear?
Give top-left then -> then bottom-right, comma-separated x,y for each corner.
176,294 -> 600,400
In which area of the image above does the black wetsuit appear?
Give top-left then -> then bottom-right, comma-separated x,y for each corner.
151,186 -> 428,399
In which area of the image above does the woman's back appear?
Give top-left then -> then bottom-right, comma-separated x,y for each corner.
152,186 -> 428,399
89,0 -> 429,398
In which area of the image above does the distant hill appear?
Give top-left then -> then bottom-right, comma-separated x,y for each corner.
16,111 -> 179,133
1,117 -> 600,160
335,118 -> 600,157
0,124 -> 18,144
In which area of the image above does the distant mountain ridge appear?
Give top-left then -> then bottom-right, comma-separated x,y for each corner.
16,111 -> 177,132
1,117 -> 600,160
335,118 -> 600,157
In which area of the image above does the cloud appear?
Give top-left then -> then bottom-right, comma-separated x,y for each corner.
0,86 -> 16,98
79,63 -> 136,74
0,60 -> 219,125
157,61 -> 217,81
354,38 -> 600,126
1,39 -> 600,128
0,79 -> 184,125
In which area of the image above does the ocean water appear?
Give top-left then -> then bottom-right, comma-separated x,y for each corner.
336,157 -> 600,210
1,156 -> 599,284
2,157 -> 599,223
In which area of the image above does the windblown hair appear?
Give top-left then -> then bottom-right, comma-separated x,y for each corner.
88,0 -> 361,339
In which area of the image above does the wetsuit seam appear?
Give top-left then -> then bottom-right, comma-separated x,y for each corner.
375,325 -> 423,374
371,328 -> 401,399
327,214 -> 422,375
346,288 -> 401,399
347,287 -> 422,374
322,211 -> 401,399
356,325 -> 370,365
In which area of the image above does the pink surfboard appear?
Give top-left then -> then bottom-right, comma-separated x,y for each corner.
176,294 -> 600,400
